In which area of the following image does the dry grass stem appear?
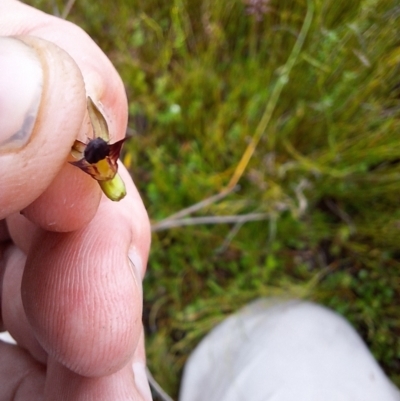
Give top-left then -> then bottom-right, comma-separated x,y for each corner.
152,213 -> 268,232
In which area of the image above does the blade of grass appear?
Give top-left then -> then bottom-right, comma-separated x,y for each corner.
146,367 -> 175,401
226,0 -> 315,190
61,0 -> 76,19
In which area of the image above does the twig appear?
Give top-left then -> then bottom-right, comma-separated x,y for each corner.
152,213 -> 268,232
294,179 -> 310,217
146,367 -> 175,401
324,198 -> 356,234
61,0 -> 77,19
156,185 -> 239,224
214,221 -> 245,254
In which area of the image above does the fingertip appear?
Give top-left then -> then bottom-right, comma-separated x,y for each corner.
22,225 -> 142,377
22,163 -> 102,232
6,212 -> 42,254
0,36 -> 86,218
44,357 -> 145,400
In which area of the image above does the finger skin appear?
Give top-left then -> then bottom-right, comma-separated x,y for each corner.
0,341 -> 45,401
1,245 -> 47,363
22,219 -> 142,377
3,171 -> 151,397
132,328 -> 153,401
5,213 -> 41,255
44,358 -> 146,401
42,329 -> 151,400
0,246 -> 5,331
0,221 -> 9,242
21,166 -> 151,377
0,36 -> 87,220
22,162 -> 101,232
0,0 -> 127,144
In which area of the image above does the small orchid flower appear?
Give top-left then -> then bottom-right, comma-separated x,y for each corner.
70,97 -> 127,201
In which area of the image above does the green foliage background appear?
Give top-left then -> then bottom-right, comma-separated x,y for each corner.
27,0 -> 400,397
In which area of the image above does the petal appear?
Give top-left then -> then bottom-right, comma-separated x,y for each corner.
108,138 -> 126,164
70,140 -> 86,159
69,159 -> 100,179
87,96 -> 109,142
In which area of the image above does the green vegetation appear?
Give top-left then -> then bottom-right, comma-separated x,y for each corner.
26,0 -> 400,397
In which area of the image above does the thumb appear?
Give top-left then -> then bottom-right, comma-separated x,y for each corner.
0,36 -> 96,222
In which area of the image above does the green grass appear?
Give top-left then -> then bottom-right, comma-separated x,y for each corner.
25,0 -> 400,397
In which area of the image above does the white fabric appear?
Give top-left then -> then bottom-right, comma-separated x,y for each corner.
179,299 -> 400,401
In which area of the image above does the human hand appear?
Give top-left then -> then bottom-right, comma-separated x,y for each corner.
0,1 -> 152,400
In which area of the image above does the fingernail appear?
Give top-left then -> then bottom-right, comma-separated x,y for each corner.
0,37 -> 43,151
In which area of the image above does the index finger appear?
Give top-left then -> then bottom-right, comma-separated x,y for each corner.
6,165 -> 151,376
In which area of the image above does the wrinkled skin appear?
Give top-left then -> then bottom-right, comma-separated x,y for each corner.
0,1 -> 152,400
